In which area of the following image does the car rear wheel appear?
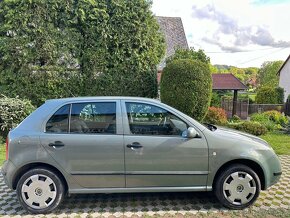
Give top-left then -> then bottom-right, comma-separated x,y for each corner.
16,168 -> 65,214
214,164 -> 261,209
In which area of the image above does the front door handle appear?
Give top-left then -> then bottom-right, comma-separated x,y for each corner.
127,142 -> 143,149
49,141 -> 65,148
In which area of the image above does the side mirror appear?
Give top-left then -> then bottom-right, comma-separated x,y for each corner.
182,127 -> 199,138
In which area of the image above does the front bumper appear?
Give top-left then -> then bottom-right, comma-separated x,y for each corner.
264,153 -> 282,189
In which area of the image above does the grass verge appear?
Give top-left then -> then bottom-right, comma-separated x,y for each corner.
261,131 -> 290,155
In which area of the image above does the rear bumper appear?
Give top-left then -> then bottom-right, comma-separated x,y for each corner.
1,160 -> 17,190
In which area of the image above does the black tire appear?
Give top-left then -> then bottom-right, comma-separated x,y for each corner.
16,167 -> 65,214
214,164 -> 261,209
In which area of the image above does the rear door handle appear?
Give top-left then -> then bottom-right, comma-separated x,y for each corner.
127,142 -> 143,149
49,141 -> 65,148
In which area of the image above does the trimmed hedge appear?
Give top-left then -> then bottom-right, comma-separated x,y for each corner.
0,0 -> 165,106
204,107 -> 227,125
256,86 -> 284,104
160,59 -> 212,121
0,96 -> 35,138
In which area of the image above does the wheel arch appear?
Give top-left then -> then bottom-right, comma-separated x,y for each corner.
212,159 -> 266,190
12,162 -> 68,192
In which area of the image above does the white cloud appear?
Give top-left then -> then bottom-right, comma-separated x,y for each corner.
191,4 -> 290,50
152,0 -> 290,67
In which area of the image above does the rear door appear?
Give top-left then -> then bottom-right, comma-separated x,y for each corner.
122,100 -> 209,188
40,100 -> 125,188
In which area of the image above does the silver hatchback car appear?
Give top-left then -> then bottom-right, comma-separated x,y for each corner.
2,97 -> 281,214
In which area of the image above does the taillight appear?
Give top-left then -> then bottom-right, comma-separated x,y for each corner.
5,137 -> 9,160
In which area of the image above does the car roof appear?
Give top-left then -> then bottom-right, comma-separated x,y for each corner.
46,96 -> 161,104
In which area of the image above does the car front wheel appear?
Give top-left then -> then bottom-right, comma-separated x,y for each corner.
214,164 -> 261,209
16,167 -> 65,214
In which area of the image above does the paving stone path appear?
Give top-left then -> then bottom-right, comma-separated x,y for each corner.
0,156 -> 289,217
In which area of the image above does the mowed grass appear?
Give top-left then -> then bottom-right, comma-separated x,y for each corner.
261,132 -> 290,155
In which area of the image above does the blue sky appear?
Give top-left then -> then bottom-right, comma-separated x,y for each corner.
252,0 -> 290,5
152,0 -> 290,67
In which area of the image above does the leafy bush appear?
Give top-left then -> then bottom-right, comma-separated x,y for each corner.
250,110 -> 288,131
286,122 -> 290,134
204,107 -> 227,125
227,121 -> 268,136
0,135 -> 4,143
256,86 -> 284,104
160,59 -> 212,121
263,110 -> 288,126
0,96 -> 35,138
210,92 -> 221,107
229,115 -> 241,123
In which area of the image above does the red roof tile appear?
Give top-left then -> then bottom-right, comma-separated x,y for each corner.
158,72 -> 247,90
212,73 -> 247,90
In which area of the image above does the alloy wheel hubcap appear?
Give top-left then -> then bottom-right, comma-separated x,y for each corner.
223,171 -> 256,205
21,174 -> 57,209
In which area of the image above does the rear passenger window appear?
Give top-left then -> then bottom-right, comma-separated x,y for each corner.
70,102 -> 116,134
46,105 -> 70,133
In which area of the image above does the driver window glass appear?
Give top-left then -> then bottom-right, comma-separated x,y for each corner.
70,102 -> 116,134
125,102 -> 188,136
46,105 -> 70,133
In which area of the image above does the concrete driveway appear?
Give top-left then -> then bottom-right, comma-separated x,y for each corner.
0,156 -> 289,217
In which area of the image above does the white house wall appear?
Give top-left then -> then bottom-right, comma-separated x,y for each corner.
279,60 -> 290,102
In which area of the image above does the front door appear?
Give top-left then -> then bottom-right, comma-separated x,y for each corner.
40,100 -> 125,188
122,101 -> 209,188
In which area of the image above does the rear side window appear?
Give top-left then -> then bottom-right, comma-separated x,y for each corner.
46,105 -> 70,133
70,102 -> 116,134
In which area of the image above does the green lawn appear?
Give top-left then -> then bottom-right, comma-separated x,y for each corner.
261,132 -> 290,155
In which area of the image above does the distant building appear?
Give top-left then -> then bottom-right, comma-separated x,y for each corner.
278,55 -> 290,102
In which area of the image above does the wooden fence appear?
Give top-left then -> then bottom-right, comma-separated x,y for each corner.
221,99 -> 289,119
285,100 -> 290,116
248,104 -> 284,114
221,98 -> 249,119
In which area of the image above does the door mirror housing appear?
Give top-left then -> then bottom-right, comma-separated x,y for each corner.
182,127 -> 199,138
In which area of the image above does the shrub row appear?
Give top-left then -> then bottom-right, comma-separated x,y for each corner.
250,110 -> 289,131
204,106 -> 271,136
227,121 -> 268,136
